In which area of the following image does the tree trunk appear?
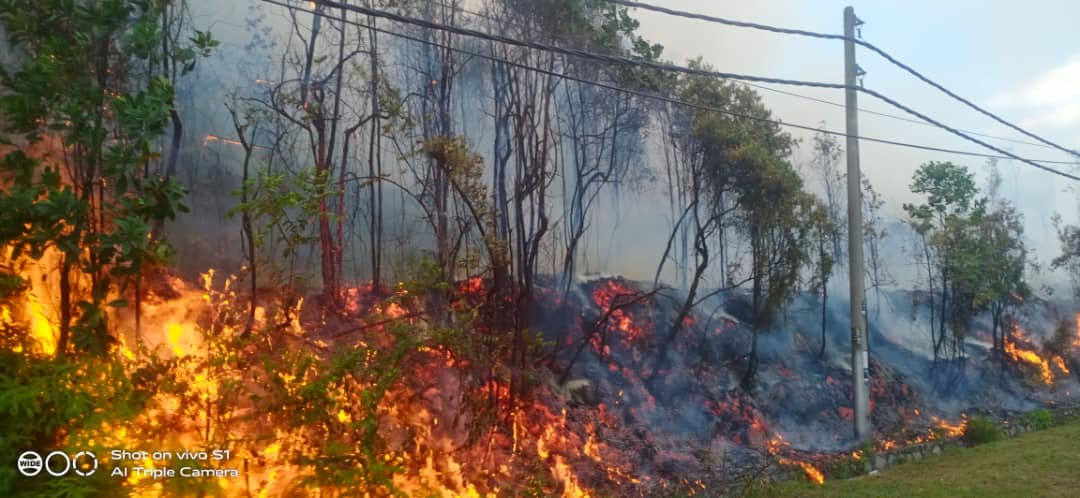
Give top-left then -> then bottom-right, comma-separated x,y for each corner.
819,275 -> 828,359
367,16 -> 382,289
57,255 -> 73,356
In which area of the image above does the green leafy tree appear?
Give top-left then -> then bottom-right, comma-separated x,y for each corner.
807,199 -> 837,358
0,0 -> 210,352
0,1 -> 212,495
903,161 -> 983,363
978,162 -> 1029,357
650,62 -> 813,390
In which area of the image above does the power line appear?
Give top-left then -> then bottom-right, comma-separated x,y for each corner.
610,0 -> 845,42
858,86 -> 1080,179
856,38 -> 1079,159
743,82 -> 1057,150
430,0 -> 1060,153
428,0 -> 1060,152
610,0 -> 1080,159
259,0 -> 1080,165
272,0 -> 1080,179
425,0 -> 1058,151
303,0 -> 849,91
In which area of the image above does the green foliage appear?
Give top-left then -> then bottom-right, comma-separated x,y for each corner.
251,323 -> 418,496
0,0 -> 206,357
0,2 -> 215,496
902,161 -> 1026,361
1052,212 -> 1080,299
1048,320 -> 1073,358
227,165 -> 324,295
962,415 -> 1005,446
903,161 -> 980,230
0,347 -> 170,496
1024,409 -> 1055,431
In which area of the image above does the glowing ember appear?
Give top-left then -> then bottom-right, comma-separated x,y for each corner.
459,276 -> 484,296
382,302 -> 407,319
590,280 -> 647,345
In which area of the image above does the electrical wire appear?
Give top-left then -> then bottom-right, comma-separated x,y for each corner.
264,0 -> 1080,178
304,0 -> 849,91
610,0 -> 846,42
422,0 -> 1061,153
425,0 -> 1060,152
743,82 -> 1056,150
260,0 -> 1080,165
610,0 -> 1080,159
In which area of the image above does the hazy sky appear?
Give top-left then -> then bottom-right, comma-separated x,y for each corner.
630,1 -> 1080,225
191,0 -> 1080,282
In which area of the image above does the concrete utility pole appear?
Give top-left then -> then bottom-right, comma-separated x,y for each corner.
844,6 -> 871,442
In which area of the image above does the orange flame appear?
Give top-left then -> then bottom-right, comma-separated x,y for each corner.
778,457 -> 824,485
1004,336 -> 1054,385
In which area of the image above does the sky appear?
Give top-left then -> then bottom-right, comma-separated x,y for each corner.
630,1 -> 1080,262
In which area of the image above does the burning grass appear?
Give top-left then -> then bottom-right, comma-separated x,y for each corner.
4,272 -> 1080,496
756,416 -> 1080,498
1005,324 -> 1072,386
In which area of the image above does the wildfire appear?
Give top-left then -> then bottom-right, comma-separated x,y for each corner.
787,459 -> 825,485
931,415 -> 966,438
767,435 -> 824,485
1054,356 -> 1070,375
591,280 -> 644,343
536,408 -> 593,497
459,276 -> 484,296
381,301 -> 407,319
1004,335 -> 1056,385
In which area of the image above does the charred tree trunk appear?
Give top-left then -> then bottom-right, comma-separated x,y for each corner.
228,104 -> 258,337
367,16 -> 382,289
652,215 -> 708,381
742,228 -> 764,392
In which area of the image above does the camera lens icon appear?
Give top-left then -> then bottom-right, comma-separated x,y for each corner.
17,451 -> 43,477
73,451 -> 97,477
16,450 -> 96,477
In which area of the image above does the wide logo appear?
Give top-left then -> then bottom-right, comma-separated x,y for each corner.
16,451 -> 97,477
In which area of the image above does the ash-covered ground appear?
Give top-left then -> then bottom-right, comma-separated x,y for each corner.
522,275 -> 1080,491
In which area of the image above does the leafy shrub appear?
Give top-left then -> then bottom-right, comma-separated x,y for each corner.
1024,408 -> 1055,430
961,415 -> 1004,446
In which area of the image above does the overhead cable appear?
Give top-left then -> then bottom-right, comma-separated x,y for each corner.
610,0 -> 1080,159
266,0 -> 1080,180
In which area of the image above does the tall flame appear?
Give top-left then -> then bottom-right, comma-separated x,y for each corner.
1004,337 -> 1054,384
26,293 -> 56,355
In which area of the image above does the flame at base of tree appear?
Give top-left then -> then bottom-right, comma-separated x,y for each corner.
1005,324 -> 1070,385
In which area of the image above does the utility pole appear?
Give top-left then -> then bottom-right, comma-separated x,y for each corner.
844,6 -> 871,442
